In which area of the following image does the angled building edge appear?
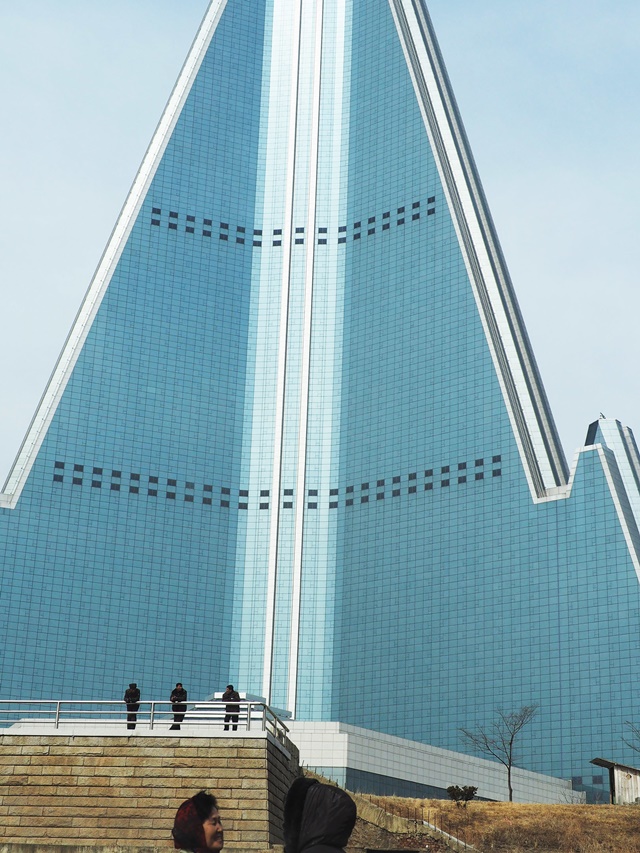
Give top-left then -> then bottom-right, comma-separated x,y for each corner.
1,0 -> 639,805
288,721 -> 585,804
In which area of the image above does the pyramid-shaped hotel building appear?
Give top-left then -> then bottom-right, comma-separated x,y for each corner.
2,0 -> 639,800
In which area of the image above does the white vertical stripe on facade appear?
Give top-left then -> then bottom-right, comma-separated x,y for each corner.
261,0 -> 305,704
386,0 -> 563,500
234,0 -> 282,696
287,0 -> 326,719
595,444 -> 640,579
0,0 -> 229,508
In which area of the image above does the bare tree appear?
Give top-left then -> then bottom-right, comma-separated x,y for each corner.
623,720 -> 640,753
459,705 -> 538,802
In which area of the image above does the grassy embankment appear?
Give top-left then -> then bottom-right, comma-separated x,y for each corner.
367,795 -> 640,852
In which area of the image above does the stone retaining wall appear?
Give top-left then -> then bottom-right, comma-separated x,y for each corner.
0,734 -> 298,846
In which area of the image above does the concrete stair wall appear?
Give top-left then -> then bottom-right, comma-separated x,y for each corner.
0,734 -> 299,846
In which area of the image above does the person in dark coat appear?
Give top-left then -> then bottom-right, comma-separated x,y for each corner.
222,684 -> 240,731
123,682 -> 140,730
170,682 -> 188,730
284,777 -> 356,853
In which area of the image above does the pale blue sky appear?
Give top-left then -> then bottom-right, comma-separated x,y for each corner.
1,1 -> 639,483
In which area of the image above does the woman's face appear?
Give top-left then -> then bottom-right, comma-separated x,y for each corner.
203,807 -> 224,851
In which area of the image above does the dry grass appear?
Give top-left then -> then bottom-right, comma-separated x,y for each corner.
366,796 -> 640,852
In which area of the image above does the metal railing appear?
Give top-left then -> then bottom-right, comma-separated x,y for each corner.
0,700 -> 289,743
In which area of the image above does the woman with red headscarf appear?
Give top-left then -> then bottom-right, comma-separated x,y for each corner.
172,791 -> 224,853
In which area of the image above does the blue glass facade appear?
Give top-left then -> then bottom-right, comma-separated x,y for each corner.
2,0 -> 640,798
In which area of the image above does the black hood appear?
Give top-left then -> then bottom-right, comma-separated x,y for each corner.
284,778 -> 356,853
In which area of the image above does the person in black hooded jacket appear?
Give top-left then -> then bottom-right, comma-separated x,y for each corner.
123,683 -> 140,730
283,777 -> 356,853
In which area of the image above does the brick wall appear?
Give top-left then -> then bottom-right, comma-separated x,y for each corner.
0,734 -> 299,846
